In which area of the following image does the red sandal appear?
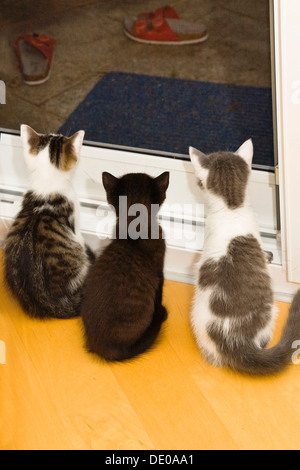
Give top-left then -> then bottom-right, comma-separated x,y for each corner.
124,5 -> 208,45
14,34 -> 56,85
136,5 -> 180,22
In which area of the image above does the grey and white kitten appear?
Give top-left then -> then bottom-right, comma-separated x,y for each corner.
4,124 -> 94,319
189,139 -> 300,375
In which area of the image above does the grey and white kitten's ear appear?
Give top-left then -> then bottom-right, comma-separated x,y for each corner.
235,139 -> 253,167
102,172 -> 119,194
189,146 -> 210,183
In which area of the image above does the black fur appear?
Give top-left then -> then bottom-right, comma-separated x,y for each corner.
80,172 -> 169,362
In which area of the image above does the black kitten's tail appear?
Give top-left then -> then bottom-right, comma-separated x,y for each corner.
120,305 -> 168,362
229,290 -> 300,375
121,277 -> 168,361
91,305 -> 167,363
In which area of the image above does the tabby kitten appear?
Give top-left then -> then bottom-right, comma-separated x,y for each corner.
189,139 -> 300,375
4,124 -> 94,319
80,171 -> 169,362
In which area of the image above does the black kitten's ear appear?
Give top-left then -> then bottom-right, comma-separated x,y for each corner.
154,172 -> 169,205
155,171 -> 169,193
102,172 -> 119,193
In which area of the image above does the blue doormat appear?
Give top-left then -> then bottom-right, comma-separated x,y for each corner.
59,72 -> 274,168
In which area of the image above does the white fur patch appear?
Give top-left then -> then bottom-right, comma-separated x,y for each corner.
190,286 -> 223,366
201,203 -> 261,262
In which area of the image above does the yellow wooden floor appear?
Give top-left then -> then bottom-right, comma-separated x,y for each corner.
1,251 -> 300,450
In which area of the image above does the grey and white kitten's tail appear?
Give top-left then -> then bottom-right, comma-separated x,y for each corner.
227,290 -> 300,375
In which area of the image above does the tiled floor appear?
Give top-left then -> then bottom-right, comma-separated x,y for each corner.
0,0 -> 271,135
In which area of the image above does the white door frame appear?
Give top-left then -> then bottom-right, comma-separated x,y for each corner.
272,0 -> 300,286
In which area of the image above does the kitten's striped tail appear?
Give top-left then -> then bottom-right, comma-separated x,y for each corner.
229,290 -> 300,375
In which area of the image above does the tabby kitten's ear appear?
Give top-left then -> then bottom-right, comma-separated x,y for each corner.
61,130 -> 85,171
189,146 -> 210,186
67,130 -> 85,155
20,124 -> 40,154
234,139 -> 253,167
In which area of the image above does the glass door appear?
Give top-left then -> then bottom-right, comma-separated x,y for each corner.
0,0 -> 274,168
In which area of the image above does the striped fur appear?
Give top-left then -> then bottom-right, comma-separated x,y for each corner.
4,125 -> 94,319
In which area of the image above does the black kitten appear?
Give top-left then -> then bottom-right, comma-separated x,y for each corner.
80,171 -> 169,361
